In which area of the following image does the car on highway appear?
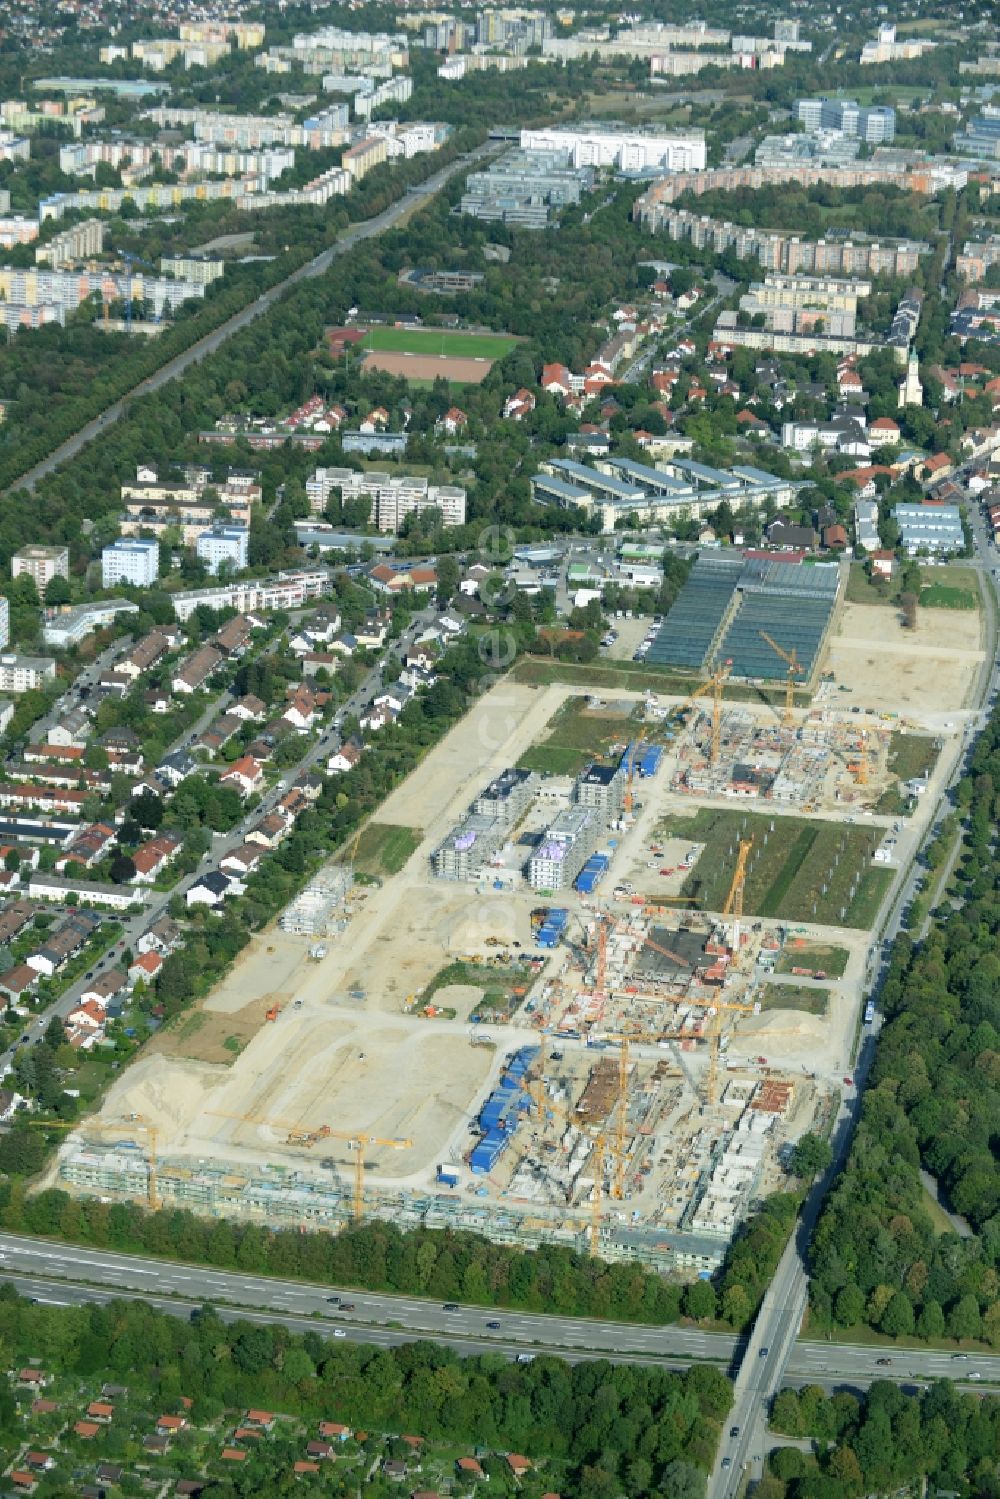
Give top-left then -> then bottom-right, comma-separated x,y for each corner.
876,1357 -> 892,1366
327,1296 -> 341,1304
843,1077 -> 854,1086
339,1302 -> 355,1312
970,1372 -> 983,1380
722,1458 -> 732,1470
333,1328 -> 346,1338
730,1426 -> 740,1438
951,1353 -> 968,1360
443,1302 -> 460,1312
759,1347 -> 769,1358
486,1320 -> 501,1330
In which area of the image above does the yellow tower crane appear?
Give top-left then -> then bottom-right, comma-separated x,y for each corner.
758,632 -> 804,727
206,1111 -> 412,1224
722,837 -> 753,955
683,659 -> 733,766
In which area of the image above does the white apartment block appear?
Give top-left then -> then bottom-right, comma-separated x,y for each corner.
306,467 -> 466,532
0,594 -> 7,651
102,537 -> 160,588
160,254 -> 224,285
0,653 -> 56,693
169,568 -> 330,622
142,105 -> 349,151
196,525 -> 249,575
12,545 -> 69,590
43,600 -> 139,649
520,125 -> 706,172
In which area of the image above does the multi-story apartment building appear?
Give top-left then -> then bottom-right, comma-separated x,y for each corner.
160,254 -> 224,285
342,136 -> 388,180
196,525 -> 249,576
35,218 -> 105,268
0,595 -> 8,651
43,600 -> 139,649
102,537 -> 160,588
142,105 -> 349,151
528,807 -> 598,891
169,568 -> 330,622
12,545 -> 69,591
306,467 -> 467,531
0,653 -> 56,693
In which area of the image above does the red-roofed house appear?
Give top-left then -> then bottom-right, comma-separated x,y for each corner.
507,1455 -> 532,1476
456,1458 -> 485,1479
128,950 -> 163,986
436,407 -> 467,435
220,756 -> 264,798
540,363 -> 573,396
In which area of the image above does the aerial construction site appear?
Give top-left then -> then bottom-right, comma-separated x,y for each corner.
52,584 -> 973,1274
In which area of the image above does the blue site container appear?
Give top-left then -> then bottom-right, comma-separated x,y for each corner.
576,869 -> 598,893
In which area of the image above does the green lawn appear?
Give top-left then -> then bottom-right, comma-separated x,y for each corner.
351,822 -> 423,877
920,583 -> 977,610
776,941 -> 850,978
517,696 -> 635,777
887,731 -> 939,783
362,326 -> 518,359
657,808 -> 891,928
760,983 -> 829,1016
512,655 -> 803,710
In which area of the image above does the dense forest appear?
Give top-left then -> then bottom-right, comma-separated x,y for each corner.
808,706 -> 1000,1343
763,1380 -> 1000,1499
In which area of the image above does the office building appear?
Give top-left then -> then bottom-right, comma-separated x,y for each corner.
12,545 -> 69,590
102,537 -> 160,588
461,146 -> 594,227
794,98 -> 895,143
520,124 -> 706,172
43,600 -> 139,649
196,525 -> 249,576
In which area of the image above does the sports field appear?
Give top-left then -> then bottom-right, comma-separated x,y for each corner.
362,327 -> 518,359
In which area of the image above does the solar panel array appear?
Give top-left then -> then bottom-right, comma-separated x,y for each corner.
648,555 -> 840,678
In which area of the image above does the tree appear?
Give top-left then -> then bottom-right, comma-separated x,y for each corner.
791,1133 -> 833,1179
436,555 -> 460,606
131,788 -> 164,829
682,1280 -> 717,1320
109,853 -> 136,885
834,1283 -> 866,1328
880,1290 -> 915,1338
44,575 -> 71,606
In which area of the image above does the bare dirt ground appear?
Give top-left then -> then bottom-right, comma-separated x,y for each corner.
86,681 -> 590,1183
362,351 -> 494,383
826,602 -> 984,719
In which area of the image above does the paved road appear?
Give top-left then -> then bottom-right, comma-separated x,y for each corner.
2,1230 -> 999,1389
14,144 -> 495,494
1,610 -> 439,1078
709,482 -> 1000,1499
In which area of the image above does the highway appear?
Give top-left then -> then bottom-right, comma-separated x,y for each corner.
1,1231 -> 999,1394
13,142 -> 496,494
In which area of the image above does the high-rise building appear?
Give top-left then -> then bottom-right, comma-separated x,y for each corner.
102,537 -> 160,588
12,545 -> 69,591
195,524 -> 249,576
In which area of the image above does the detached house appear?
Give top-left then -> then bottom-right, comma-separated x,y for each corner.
220,756 -> 264,798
